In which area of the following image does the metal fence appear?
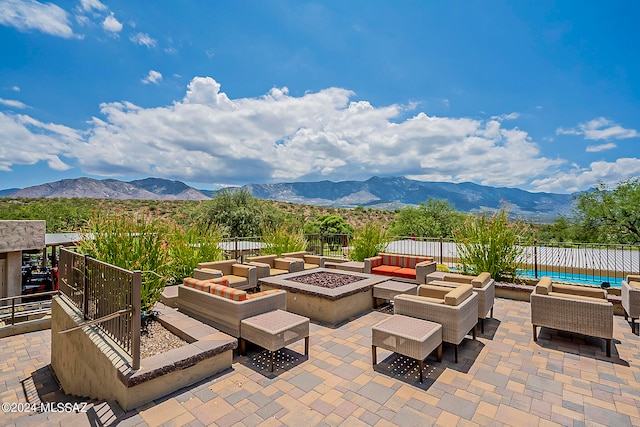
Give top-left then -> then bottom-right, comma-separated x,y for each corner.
58,247 -> 141,369
221,235 -> 640,286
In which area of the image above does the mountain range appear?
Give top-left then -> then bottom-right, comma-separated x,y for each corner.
1,176 -> 574,221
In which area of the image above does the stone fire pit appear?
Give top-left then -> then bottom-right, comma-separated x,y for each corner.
258,269 -> 388,326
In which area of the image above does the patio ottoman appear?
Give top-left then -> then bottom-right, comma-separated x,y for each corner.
372,315 -> 442,382
240,309 -> 310,372
373,280 -> 418,307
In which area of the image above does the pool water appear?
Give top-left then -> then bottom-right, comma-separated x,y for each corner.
517,270 -> 622,288
448,267 -> 622,287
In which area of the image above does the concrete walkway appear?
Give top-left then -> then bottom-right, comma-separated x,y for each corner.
2,297 -> 640,426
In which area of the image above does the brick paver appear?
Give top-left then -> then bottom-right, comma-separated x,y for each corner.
2,297 -> 640,426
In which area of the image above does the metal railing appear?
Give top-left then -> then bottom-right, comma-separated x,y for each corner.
58,247 -> 141,369
0,291 -> 58,326
220,235 -> 640,286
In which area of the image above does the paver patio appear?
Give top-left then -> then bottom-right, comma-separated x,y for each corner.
2,296 -> 640,426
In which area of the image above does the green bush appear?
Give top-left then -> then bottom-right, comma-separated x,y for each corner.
453,208 -> 531,281
165,222 -> 224,285
76,212 -> 171,313
260,225 -> 307,256
349,223 -> 388,261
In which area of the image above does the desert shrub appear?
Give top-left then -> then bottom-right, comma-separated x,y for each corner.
453,207 -> 531,281
261,225 -> 307,256
349,223 -> 388,261
76,212 -> 171,313
165,222 -> 224,285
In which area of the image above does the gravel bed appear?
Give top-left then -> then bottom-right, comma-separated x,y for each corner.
287,271 -> 364,289
140,318 -> 188,359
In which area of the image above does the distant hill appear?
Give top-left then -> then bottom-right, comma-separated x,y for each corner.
244,176 -> 574,221
1,176 -> 574,221
2,177 -> 209,200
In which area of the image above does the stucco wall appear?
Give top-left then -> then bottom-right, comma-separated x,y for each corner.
0,220 -> 45,252
51,295 -> 235,410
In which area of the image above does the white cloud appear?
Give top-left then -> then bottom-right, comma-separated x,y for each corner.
130,32 -> 156,48
0,112 -> 80,172
492,112 -> 520,121
79,0 -> 107,12
68,76 -> 563,187
0,98 -> 27,109
102,12 -> 122,33
0,0 -> 74,38
141,70 -> 163,85
531,158 -> 640,193
586,142 -> 616,153
557,117 -> 639,140
4,76 -> 639,192
12,86 -> 20,92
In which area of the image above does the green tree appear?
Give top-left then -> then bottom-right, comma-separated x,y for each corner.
202,188 -> 264,237
304,214 -> 354,251
453,207 -> 531,281
572,178 -> 640,243
388,199 -> 464,238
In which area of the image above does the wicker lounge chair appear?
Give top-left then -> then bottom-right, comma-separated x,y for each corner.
177,278 -> 287,338
245,254 -> 304,279
530,277 -> 613,357
427,272 -> 495,333
393,283 -> 478,362
195,260 -> 258,291
281,251 -> 324,270
622,275 -> 640,334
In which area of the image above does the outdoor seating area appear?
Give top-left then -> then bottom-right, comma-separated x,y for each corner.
5,294 -> 640,426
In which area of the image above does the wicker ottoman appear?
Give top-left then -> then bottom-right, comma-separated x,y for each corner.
372,315 -> 442,382
240,310 -> 310,372
373,280 -> 418,307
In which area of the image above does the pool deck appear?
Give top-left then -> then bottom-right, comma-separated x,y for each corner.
2,297 -> 640,426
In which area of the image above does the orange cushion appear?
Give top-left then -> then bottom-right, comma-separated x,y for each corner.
209,283 -> 247,301
211,277 -> 229,287
391,268 -> 417,279
245,289 -> 283,299
372,265 -> 402,276
183,278 -> 213,292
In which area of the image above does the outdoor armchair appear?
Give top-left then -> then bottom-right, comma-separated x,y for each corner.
245,254 -> 304,279
393,283 -> 478,362
281,251 -> 324,270
530,277 -> 613,357
196,260 -> 257,291
622,274 -> 640,334
427,272 -> 495,333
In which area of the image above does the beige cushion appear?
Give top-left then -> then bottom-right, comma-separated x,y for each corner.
442,273 -> 473,285
535,277 -> 553,295
472,272 -> 492,288
627,275 -> 640,284
629,281 -> 640,290
444,284 -> 473,306
547,291 -> 607,303
398,294 -> 444,305
551,283 -> 606,300
417,284 -> 450,300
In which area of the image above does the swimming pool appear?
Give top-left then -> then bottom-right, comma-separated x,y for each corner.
448,267 -> 622,287
517,270 -> 622,288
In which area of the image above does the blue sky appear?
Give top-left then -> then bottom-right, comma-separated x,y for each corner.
1,0 -> 639,194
